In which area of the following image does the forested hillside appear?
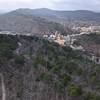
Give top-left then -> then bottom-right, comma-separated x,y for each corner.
75,33 -> 100,55
0,34 -> 100,100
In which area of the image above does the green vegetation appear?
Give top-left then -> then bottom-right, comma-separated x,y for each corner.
0,34 -> 99,99
0,35 -> 18,63
87,33 -> 100,44
54,74 -> 71,92
77,33 -> 100,48
36,72 -> 52,84
39,73 -> 52,82
15,55 -> 25,65
84,92 -> 100,100
32,37 -> 100,95
68,84 -> 82,96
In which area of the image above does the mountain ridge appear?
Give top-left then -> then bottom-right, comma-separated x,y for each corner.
0,10 -> 66,35
0,8 -> 100,35
8,8 -> 100,26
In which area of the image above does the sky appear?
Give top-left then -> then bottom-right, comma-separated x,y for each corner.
0,0 -> 100,12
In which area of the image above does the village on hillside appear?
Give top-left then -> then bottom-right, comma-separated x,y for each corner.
0,25 -> 100,64
43,26 -> 100,64
43,25 -> 100,47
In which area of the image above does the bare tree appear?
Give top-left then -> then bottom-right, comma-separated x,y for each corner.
0,73 -> 6,100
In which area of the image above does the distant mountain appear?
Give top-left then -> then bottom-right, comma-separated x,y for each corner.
0,8 -> 100,35
0,10 -> 65,35
11,8 -> 58,17
12,8 -> 100,26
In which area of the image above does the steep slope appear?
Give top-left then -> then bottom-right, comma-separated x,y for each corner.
0,34 -> 100,100
0,11 -> 65,35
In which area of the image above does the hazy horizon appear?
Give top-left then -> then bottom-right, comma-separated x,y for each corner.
0,0 -> 100,12
1,8 -> 100,14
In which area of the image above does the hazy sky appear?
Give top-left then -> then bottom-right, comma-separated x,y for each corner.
0,0 -> 100,12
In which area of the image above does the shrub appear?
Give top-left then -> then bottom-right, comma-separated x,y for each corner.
50,64 -> 61,74
54,80 -> 65,92
65,61 -> 78,74
35,55 -> 46,66
39,73 -> 52,82
68,84 -> 82,96
54,74 -> 71,92
0,35 -> 18,61
84,92 -> 100,100
60,74 -> 71,86
15,55 -> 25,65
